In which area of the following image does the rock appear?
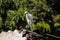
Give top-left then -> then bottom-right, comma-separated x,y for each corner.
0,29 -> 27,40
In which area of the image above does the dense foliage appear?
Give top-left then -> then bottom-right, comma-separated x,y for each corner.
0,0 -> 60,34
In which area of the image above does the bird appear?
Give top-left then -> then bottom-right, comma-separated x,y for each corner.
25,11 -> 34,30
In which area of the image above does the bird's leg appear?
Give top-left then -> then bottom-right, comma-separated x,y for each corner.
28,26 -> 31,30
31,27 -> 32,31
30,25 -> 33,31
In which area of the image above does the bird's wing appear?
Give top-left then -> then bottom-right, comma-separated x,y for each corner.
27,13 -> 33,20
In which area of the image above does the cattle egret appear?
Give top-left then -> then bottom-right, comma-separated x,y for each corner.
25,11 -> 34,30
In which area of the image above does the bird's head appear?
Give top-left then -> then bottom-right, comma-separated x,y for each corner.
24,11 -> 28,15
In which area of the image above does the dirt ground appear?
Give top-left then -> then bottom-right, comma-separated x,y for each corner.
0,30 -> 27,40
